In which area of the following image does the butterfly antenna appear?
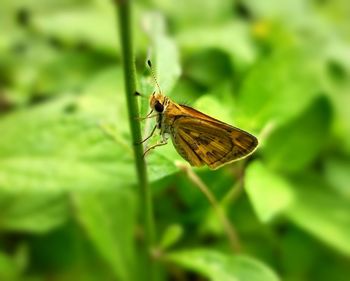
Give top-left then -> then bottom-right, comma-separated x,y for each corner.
147,60 -> 162,94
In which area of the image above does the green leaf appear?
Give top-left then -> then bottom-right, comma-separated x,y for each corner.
3,43 -> 113,105
167,249 -> 280,281
151,0 -> 233,27
0,191 -> 68,233
0,94 -> 134,192
245,161 -> 294,222
183,49 -> 232,88
193,93 -> 233,125
236,50 -> 323,130
279,228 -> 320,277
177,20 -> 257,71
244,0 -> 308,25
147,147 -> 180,182
0,67 -> 180,193
0,244 -> 28,281
262,96 -> 332,173
31,7 -> 118,53
159,224 -> 184,250
246,160 -> 350,256
72,189 -> 137,281
0,252 -> 20,281
285,176 -> 350,257
34,50 -> 113,97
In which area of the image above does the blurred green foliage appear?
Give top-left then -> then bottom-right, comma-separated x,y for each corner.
0,0 -> 350,280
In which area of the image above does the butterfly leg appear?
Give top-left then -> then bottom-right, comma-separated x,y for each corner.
143,140 -> 168,157
138,124 -> 157,144
135,109 -> 158,120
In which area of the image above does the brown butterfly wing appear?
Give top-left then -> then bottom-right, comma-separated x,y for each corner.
179,104 -> 233,124
171,113 -> 258,169
171,130 -> 204,167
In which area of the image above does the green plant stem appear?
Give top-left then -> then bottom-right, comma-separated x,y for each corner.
115,0 -> 156,278
178,163 -> 241,252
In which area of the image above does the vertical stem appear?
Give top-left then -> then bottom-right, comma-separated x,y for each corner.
115,0 -> 156,279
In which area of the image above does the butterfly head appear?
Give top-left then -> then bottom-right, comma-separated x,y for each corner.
150,91 -> 168,113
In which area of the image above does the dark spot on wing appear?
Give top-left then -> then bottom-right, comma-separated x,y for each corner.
235,133 -> 258,152
189,142 -> 198,150
182,128 -> 192,134
206,151 -> 216,159
232,146 -> 245,158
181,127 -> 214,146
195,135 -> 211,145
235,134 -> 248,143
175,133 -> 203,166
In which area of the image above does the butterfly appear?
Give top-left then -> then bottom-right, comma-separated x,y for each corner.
141,61 -> 258,170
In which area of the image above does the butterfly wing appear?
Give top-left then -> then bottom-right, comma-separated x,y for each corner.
171,130 -> 204,167
179,104 -> 234,124
171,114 -> 258,169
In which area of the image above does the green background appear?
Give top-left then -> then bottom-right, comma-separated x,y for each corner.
0,0 -> 349,280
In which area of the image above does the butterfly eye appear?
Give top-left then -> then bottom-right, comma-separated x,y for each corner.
154,101 -> 164,112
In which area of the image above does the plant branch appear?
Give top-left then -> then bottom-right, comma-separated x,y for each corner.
177,163 -> 241,252
115,0 -> 156,279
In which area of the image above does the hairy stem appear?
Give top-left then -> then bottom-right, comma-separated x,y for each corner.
115,0 -> 156,279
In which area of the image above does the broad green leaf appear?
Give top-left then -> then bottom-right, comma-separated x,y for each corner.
167,249 -> 280,281
34,50 -> 114,98
245,161 -> 294,222
0,68 -> 130,193
177,20 -> 257,71
262,96 -> 332,173
72,189 -> 137,281
31,8 -> 118,53
0,40 -> 59,105
236,50 -> 323,131
0,191 -> 68,233
0,67 -> 181,193
286,176 -> 350,256
3,44 -> 113,105
147,147 -> 180,182
246,160 -> 350,256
